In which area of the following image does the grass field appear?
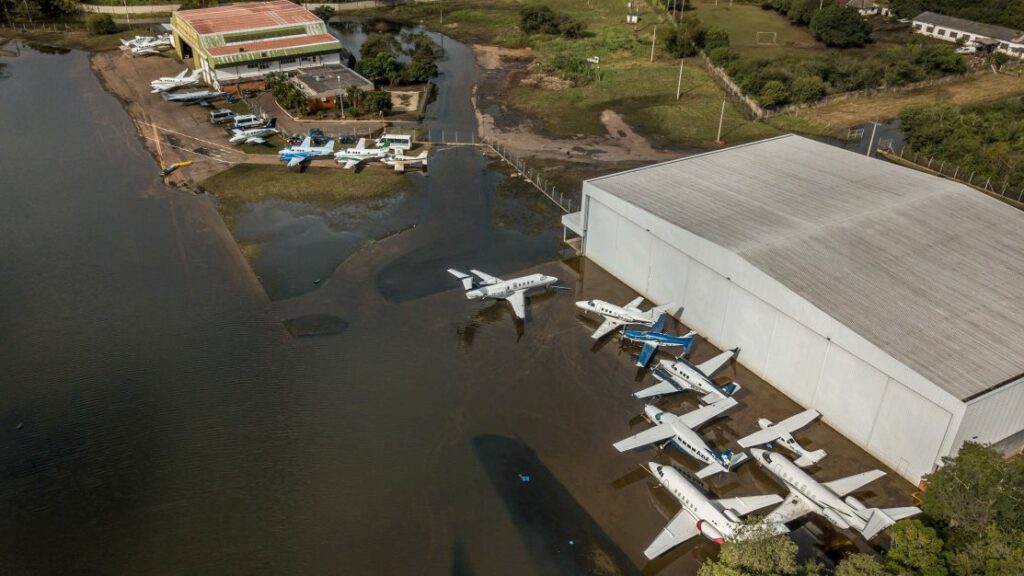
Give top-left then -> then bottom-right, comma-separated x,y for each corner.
203,163 -> 414,225
687,0 -> 823,58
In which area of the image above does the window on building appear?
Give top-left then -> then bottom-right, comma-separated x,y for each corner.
914,23 -> 922,30
950,32 -> 958,39
926,26 -> 934,32
279,58 -> 296,65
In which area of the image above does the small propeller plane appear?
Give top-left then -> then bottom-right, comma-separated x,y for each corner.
639,461 -> 786,558
448,268 -> 562,320
753,449 -> 920,540
737,409 -> 827,468
278,136 -> 336,169
613,400 -> 746,479
635,347 -> 741,402
575,296 -> 673,340
334,138 -> 388,169
381,151 -> 429,172
621,315 -> 696,368
150,69 -> 202,93
229,118 -> 279,145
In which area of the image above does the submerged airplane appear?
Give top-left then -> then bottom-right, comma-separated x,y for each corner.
448,269 -> 561,320
160,90 -> 226,105
753,449 -> 920,540
737,410 -> 827,468
381,151 -> 429,172
334,137 -> 388,169
635,347 -> 741,403
621,315 -> 696,368
640,462 -> 785,558
229,118 -> 278,145
575,297 -> 672,340
278,136 -> 336,168
150,69 -> 201,93
613,400 -> 746,479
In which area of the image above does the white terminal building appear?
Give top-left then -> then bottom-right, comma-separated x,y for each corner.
562,135 -> 1024,483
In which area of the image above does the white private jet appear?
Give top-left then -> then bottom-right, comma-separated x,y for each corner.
641,461 -> 785,558
123,34 -> 172,56
448,268 -> 561,320
575,296 -> 673,340
334,138 -> 388,169
229,118 -> 279,145
150,69 -> 201,93
636,347 -> 741,403
613,400 -> 746,479
381,151 -> 429,172
753,449 -> 920,540
737,410 -> 827,468
278,136 -> 336,168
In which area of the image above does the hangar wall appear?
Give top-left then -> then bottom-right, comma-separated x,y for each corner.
580,189 -> 965,482
955,377 -> 1024,450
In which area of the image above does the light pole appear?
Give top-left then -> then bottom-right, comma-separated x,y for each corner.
122,0 -> 131,29
676,58 -> 684,99
337,75 -> 344,119
650,25 -> 657,62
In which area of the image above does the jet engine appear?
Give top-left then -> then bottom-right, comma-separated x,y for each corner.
697,520 -> 725,544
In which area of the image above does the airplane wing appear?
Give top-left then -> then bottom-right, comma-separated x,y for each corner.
246,137 -> 266,145
715,494 -> 784,517
176,69 -> 188,79
696,348 -> 739,378
286,156 -> 303,168
612,423 -> 675,452
469,269 -> 502,285
677,397 -> 738,430
300,136 -> 312,149
651,313 -> 668,333
634,372 -> 687,399
823,470 -> 886,497
342,159 -> 361,170
737,410 -> 820,448
766,493 -> 815,524
636,342 -> 659,368
590,317 -> 625,340
354,137 -> 367,150
643,510 -> 700,560
505,290 -> 527,320
624,296 -> 644,312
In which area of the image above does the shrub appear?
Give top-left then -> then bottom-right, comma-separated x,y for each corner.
362,91 -> 392,114
312,5 -> 335,22
519,6 -> 586,38
708,46 -> 738,67
704,27 -> 730,51
541,52 -> 595,85
810,5 -> 872,48
664,17 -> 707,57
786,0 -> 817,25
759,80 -> 790,107
85,13 -> 117,35
791,75 -> 826,103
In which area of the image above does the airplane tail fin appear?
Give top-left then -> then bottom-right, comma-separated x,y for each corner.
267,118 -> 277,129
448,269 -> 475,291
852,505 -> 921,540
721,449 -> 749,470
794,449 -> 828,468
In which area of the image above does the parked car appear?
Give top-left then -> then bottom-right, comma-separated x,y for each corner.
209,109 -> 236,124
956,45 -> 978,54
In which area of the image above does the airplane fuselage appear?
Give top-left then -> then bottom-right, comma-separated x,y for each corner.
657,358 -> 717,394
575,300 -> 652,325
646,406 -> 724,468
466,274 -> 557,301
755,450 -> 863,532
651,463 -> 739,544
623,330 -> 692,347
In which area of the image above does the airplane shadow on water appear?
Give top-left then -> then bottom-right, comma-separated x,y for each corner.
472,435 -> 640,576
455,290 -> 562,348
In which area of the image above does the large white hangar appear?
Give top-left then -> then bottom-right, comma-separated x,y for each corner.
562,134 -> 1024,483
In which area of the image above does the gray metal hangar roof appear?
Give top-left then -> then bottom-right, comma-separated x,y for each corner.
587,135 -> 1024,400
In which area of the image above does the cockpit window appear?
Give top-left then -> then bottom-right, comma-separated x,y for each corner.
764,453 -> 773,464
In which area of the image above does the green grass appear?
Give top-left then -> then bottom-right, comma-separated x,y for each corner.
687,0 -> 823,59
202,163 -> 414,225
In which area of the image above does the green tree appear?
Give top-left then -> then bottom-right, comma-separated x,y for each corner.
704,27 -> 730,51
665,17 -> 707,57
312,5 -> 335,22
886,520 -> 947,576
759,80 -> 790,107
791,75 -> 826,104
697,521 -> 821,576
836,553 -> 889,576
362,91 -> 392,113
356,52 -> 400,84
85,13 -> 117,35
810,5 -> 872,48
360,32 -> 401,61
921,443 -> 1024,536
987,51 -> 1011,70
946,525 -> 1024,576
519,6 -> 585,38
786,0 -> 818,25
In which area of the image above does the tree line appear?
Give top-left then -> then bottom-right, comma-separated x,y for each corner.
354,31 -> 441,87
890,0 -> 1024,30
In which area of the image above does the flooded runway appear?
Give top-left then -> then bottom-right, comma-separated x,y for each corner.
0,35 -> 912,576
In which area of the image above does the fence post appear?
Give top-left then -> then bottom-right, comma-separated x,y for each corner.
899,146 -> 905,159
1001,178 -> 1009,195
927,157 -> 933,169
984,177 -> 991,190
1018,188 -> 1024,202
938,161 -> 944,173
952,166 -> 959,180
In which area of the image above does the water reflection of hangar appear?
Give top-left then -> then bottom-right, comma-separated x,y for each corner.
562,134 -> 1024,483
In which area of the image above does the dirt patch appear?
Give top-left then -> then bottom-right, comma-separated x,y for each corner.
472,44 -> 531,70
518,73 -> 572,91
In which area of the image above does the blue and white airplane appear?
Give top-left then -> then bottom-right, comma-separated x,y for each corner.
636,347 -> 741,403
613,400 -> 747,479
278,136 -> 336,169
621,314 -> 696,368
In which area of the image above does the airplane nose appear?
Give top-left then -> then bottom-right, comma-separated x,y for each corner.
575,301 -> 589,309
750,448 -> 766,460
643,405 -> 661,421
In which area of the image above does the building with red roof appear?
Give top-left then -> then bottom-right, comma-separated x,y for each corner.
170,0 -> 345,90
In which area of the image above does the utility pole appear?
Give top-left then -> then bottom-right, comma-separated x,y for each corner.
715,100 -> 726,143
337,75 -> 345,119
650,25 -> 657,62
676,58 -> 684,100
866,119 -> 879,157
123,0 -> 131,28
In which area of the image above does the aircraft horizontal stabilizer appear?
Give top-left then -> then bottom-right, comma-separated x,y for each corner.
857,506 -> 921,540
612,423 -> 675,452
794,449 -> 828,468
737,409 -> 820,449
715,494 -> 783,517
697,347 -> 740,378
726,452 -> 749,470
447,269 -> 475,291
695,461 -> 726,479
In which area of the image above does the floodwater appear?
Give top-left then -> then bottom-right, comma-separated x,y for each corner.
0,35 -> 914,576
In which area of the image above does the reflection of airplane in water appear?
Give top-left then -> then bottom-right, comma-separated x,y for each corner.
737,409 -> 827,467
278,136 -> 336,169
613,400 -> 746,479
640,461 -> 786,558
448,268 -> 563,320
754,449 -> 920,540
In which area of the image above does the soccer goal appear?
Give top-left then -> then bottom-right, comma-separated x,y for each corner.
755,32 -> 778,45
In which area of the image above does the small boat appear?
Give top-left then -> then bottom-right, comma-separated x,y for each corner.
160,160 -> 193,177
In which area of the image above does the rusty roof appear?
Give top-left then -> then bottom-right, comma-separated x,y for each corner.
176,0 -> 321,35
207,33 -> 339,56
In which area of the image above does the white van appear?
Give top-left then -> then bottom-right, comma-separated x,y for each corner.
377,133 -> 412,152
209,109 -> 236,124
232,114 -> 264,130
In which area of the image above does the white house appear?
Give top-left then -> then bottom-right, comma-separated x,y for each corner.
912,11 -> 1024,58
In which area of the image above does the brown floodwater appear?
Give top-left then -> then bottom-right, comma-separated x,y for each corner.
0,38 -> 913,576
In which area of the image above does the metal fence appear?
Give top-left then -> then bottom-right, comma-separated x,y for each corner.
880,144 -> 1024,206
